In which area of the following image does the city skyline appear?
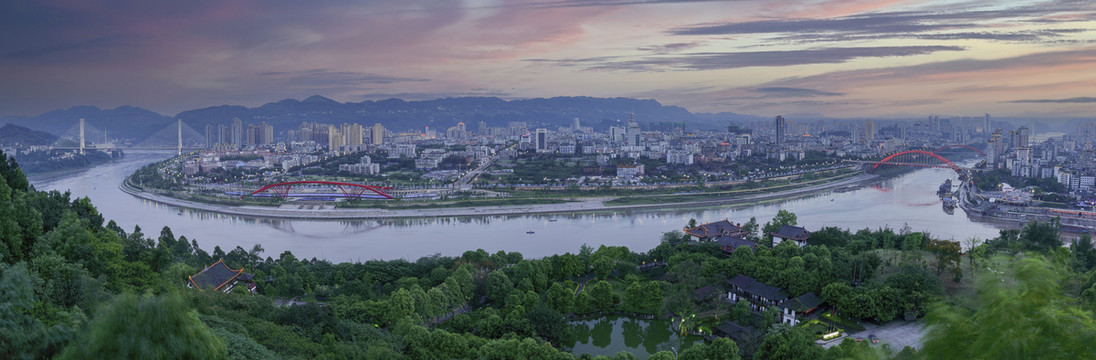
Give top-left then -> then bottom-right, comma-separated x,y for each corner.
2,0 -> 1095,118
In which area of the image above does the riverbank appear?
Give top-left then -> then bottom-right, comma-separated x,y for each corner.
119,172 -> 881,220
957,180 -> 1096,237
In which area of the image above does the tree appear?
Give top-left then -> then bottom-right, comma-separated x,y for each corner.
925,239 -> 961,277
593,256 -> 614,280
742,217 -> 760,241
1018,219 -> 1060,253
623,281 -> 645,314
754,325 -> 822,360
59,293 -> 227,359
486,270 -> 514,304
1071,235 -> 1096,272
678,337 -> 741,360
526,305 -> 569,345
588,280 -> 616,313
762,210 -> 797,243
546,282 -> 574,314
1,263 -> 73,359
385,288 -> 416,325
921,255 -> 1096,359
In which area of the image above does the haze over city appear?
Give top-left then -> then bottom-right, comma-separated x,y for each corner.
2,0 -> 1095,118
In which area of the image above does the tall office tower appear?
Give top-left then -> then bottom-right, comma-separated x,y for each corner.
456,122 -> 467,139
865,119 -> 875,143
344,123 -> 363,146
535,128 -> 548,153
371,123 -> 385,145
217,125 -> 229,145
1018,126 -> 1030,147
774,115 -> 786,145
259,122 -> 274,145
478,121 -> 487,135
626,115 -> 642,146
245,124 -> 266,146
231,118 -> 243,149
573,117 -> 581,130
205,124 -> 215,148
984,113 -> 991,134
610,126 -> 626,143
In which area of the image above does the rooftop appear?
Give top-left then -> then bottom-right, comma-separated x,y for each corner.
727,274 -> 788,301
189,259 -> 244,291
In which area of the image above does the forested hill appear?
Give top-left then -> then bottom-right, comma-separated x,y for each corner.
0,124 -> 58,146
3,149 -> 1096,359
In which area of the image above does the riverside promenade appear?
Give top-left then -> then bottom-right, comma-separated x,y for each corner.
120,173 -> 879,220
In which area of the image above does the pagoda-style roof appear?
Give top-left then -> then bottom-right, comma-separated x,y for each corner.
715,321 -> 758,342
685,219 -> 746,239
780,292 -> 824,313
727,274 -> 788,302
189,259 -> 244,291
772,225 -> 810,241
713,235 -> 757,253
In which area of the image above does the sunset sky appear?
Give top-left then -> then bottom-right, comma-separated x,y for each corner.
2,0 -> 1094,118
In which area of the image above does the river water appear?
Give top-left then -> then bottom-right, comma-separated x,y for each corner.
31,151 -> 1004,262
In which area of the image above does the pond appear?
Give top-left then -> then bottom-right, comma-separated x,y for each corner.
562,316 -> 704,359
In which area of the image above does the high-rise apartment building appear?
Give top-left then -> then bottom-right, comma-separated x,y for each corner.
865,119 -> 875,143
344,123 -> 363,146
626,116 -> 641,147
535,128 -> 548,153
231,118 -> 243,149
371,123 -> 385,145
774,115 -> 786,145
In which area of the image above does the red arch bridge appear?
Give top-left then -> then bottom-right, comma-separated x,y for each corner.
844,150 -> 983,175
243,181 -> 395,200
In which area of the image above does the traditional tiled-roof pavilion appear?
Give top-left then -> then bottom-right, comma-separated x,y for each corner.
188,259 -> 253,293
684,219 -> 748,241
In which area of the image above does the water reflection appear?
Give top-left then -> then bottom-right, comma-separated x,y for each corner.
563,316 -> 701,359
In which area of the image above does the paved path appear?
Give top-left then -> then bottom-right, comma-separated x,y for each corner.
826,320 -> 926,350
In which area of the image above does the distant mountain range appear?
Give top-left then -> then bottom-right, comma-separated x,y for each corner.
0,95 -> 1077,145
0,96 -> 768,144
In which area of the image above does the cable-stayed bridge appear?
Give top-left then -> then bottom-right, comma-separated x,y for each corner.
47,118 -> 207,154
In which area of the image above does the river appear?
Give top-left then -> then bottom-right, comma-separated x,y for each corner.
30,151 -> 1004,262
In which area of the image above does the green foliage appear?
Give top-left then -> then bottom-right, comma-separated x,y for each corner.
487,270 -> 514,304
59,293 -> 227,359
924,239 -> 961,277
1,263 -> 76,359
922,255 -> 1096,359
754,325 -> 822,360
588,280 -> 617,313
678,337 -> 740,360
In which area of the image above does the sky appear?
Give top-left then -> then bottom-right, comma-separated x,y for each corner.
1,0 -> 1095,118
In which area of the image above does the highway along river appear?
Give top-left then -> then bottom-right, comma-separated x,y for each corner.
32,151 -> 1003,261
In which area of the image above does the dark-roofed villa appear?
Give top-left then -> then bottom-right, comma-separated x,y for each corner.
188,259 -> 257,294
779,291 -> 824,326
684,219 -> 748,241
713,235 -> 758,254
772,224 -> 811,247
726,274 -> 789,312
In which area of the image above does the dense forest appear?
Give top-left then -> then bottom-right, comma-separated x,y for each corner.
3,148 -> 1096,359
